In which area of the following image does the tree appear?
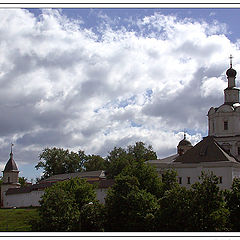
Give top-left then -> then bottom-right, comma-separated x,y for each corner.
189,171 -> 229,231
80,201 -> 106,232
225,177 -> 240,231
83,155 -> 108,172
104,160 -> 162,231
120,161 -> 163,198
35,148 -> 86,180
156,185 -> 193,231
160,169 -> 178,196
105,146 -> 129,179
105,175 -> 159,231
127,141 -> 157,162
32,177 -> 97,231
106,142 -> 157,179
19,177 -> 28,187
155,171 -> 230,232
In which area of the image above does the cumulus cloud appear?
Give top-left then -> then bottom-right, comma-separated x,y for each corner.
0,9 -> 238,178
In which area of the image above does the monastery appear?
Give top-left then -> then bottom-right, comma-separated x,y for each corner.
148,56 -> 240,189
1,57 -> 240,208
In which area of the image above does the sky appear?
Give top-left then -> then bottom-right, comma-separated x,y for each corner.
1,7 -> 240,181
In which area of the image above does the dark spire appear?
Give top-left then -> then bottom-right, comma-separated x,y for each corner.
3,144 -> 18,172
226,54 -> 237,78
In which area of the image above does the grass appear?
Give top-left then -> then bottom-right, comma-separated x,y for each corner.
0,208 -> 39,231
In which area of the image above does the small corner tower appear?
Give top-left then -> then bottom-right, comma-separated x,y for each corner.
177,133 -> 193,156
1,144 -> 20,207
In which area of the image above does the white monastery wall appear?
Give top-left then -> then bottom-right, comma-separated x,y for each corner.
156,164 -> 238,190
96,188 -> 108,204
4,190 -> 45,208
3,188 -> 109,208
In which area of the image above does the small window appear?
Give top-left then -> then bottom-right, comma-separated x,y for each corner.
224,121 -> 228,130
219,176 -> 222,184
178,177 -> 182,184
8,177 -> 10,183
238,147 -> 240,155
187,177 -> 191,184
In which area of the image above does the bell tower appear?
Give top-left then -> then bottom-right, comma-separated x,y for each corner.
208,56 -> 240,159
1,144 -> 20,207
224,55 -> 239,104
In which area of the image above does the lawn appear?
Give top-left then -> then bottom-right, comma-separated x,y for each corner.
0,208 -> 39,231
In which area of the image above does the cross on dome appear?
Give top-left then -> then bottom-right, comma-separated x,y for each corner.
226,54 -> 237,78
10,143 -> 14,154
230,54 -> 233,68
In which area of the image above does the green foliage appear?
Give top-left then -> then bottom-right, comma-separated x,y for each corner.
105,175 -> 159,231
225,177 -> 240,231
189,171 -> 229,231
105,147 -> 129,179
156,186 -> 193,231
19,177 -> 28,187
80,201 -> 106,232
34,177 -> 96,231
120,161 -> 163,198
160,169 -> 178,196
35,148 -> 86,180
127,141 -> 157,162
83,155 -> 108,172
156,171 -> 229,232
106,142 -> 157,179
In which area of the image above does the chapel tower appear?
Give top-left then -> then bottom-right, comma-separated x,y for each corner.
177,133 -> 193,156
208,55 -> 240,159
1,144 -> 20,207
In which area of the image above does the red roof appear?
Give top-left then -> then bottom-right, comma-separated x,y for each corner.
6,178 -> 115,195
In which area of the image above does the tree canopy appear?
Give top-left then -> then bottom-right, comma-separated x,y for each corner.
35,148 -> 86,180
225,177 -> 240,231
105,174 -> 159,231
35,142 -> 157,181
83,154 -> 108,172
156,171 -> 230,231
32,177 -> 97,231
105,141 -> 157,179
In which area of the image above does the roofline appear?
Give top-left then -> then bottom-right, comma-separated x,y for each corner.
152,161 -> 240,168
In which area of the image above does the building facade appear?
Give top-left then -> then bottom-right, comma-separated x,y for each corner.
1,152 -> 114,208
148,57 -> 240,189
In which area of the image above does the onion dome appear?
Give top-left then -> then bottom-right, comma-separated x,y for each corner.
226,67 -> 237,78
226,54 -> 237,78
178,133 -> 192,147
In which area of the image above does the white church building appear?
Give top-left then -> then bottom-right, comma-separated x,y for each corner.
148,56 -> 240,189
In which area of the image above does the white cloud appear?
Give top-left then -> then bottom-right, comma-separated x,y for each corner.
0,9 -> 238,178
200,76 -> 226,98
